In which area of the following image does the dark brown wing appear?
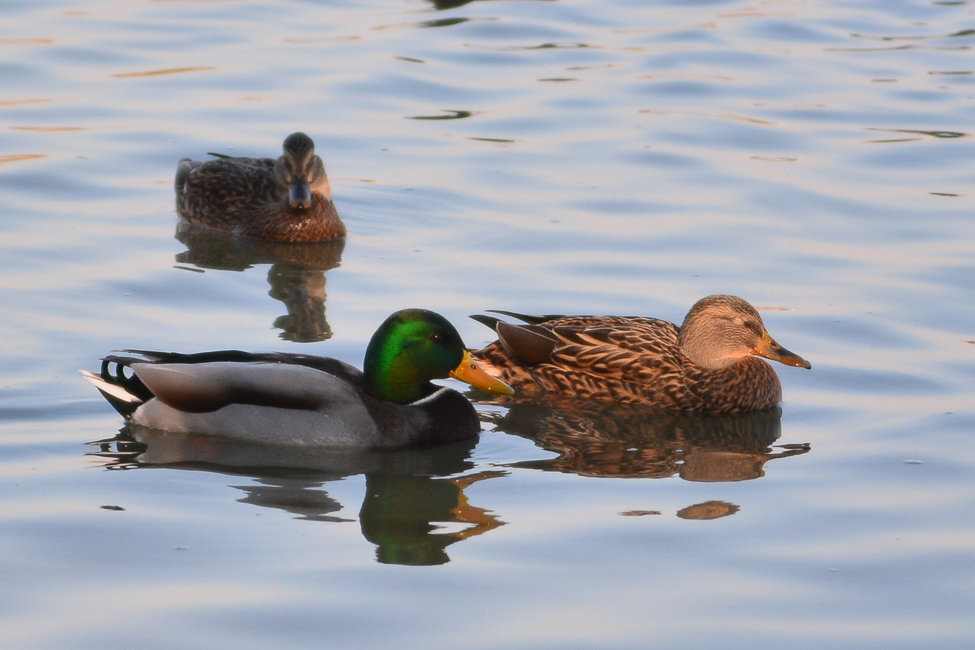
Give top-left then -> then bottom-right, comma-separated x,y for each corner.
177,157 -> 281,228
540,318 -> 682,387
475,315 -> 687,407
183,158 -> 278,204
502,317 -> 680,379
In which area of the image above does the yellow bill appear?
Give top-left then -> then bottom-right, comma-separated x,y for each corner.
450,350 -> 515,395
751,331 -> 812,369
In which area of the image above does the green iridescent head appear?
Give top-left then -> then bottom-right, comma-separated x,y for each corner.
363,309 -> 513,404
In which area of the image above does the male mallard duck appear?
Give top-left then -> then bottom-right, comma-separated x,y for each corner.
471,294 -> 810,415
175,132 -> 346,242
81,309 -> 512,449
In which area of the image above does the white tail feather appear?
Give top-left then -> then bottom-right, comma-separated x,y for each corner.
79,369 -> 141,404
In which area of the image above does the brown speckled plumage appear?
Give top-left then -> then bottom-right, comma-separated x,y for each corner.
175,132 -> 346,242
472,295 -> 811,415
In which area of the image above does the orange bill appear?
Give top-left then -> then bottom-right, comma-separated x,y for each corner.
751,331 -> 812,369
450,350 -> 515,395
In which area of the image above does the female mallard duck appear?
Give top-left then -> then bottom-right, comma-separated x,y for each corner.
81,309 -> 512,449
175,132 -> 346,242
471,295 -> 810,415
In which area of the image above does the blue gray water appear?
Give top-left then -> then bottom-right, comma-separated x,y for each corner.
1,0 -> 973,648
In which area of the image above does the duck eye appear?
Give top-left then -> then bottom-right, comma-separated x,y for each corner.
430,332 -> 443,344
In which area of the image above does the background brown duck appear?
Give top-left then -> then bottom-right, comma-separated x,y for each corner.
175,132 -> 346,242
471,294 -> 811,415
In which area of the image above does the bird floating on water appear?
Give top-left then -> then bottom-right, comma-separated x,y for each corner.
82,309 -> 512,449
175,132 -> 346,242
471,294 -> 810,415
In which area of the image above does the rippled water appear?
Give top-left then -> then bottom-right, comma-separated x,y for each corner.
2,0 -> 974,647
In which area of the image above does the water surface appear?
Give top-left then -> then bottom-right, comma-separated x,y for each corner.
1,0 -> 974,648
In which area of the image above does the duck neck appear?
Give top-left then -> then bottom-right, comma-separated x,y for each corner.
364,337 -> 434,404
364,358 -> 434,404
678,327 -> 738,370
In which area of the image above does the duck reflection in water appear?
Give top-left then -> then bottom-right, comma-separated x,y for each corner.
90,430 -> 504,566
489,400 -> 809,481
174,222 -> 344,342
483,399 -> 808,521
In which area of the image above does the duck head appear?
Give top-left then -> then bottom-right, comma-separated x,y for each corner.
273,132 -> 331,210
678,295 -> 811,371
364,309 -> 513,404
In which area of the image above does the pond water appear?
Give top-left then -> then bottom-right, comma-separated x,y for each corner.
2,0 -> 974,647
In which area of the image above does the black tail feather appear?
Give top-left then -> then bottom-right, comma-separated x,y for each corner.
470,313 -> 503,332
101,355 -> 154,404
484,310 -> 561,325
